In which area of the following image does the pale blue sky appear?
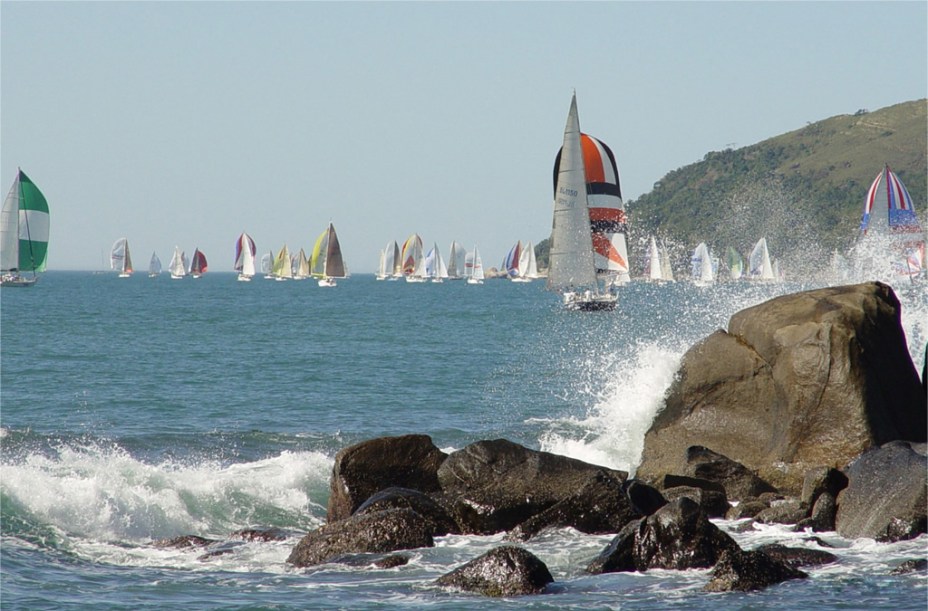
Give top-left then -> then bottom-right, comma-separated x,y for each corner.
3,1 -> 926,272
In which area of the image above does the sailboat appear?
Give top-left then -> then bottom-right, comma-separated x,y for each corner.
690,242 -> 715,287
189,248 -> 208,278
465,246 -> 485,285
110,237 -> 133,278
512,241 -> 539,282
748,237 -> 775,281
644,236 -> 664,282
401,233 -> 427,282
547,93 -> 617,311
261,250 -> 273,279
168,246 -> 187,279
660,241 -> 675,282
389,240 -> 403,280
554,128 -> 631,287
271,245 -> 292,281
503,241 -> 523,280
148,252 -> 162,277
234,232 -> 257,281
310,222 -> 347,287
376,248 -> 389,280
447,241 -> 465,280
859,164 -> 926,278
1,169 -> 49,287
425,242 -> 449,283
293,248 -> 311,280
726,246 -> 744,281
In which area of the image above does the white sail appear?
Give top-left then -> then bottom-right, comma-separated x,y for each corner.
376,249 -> 388,280
691,242 -> 714,286
235,232 -> 257,280
646,236 -> 662,281
447,241 -> 465,279
522,241 -> 539,279
465,245 -> 485,284
261,251 -> 273,278
425,242 -> 448,282
272,244 -> 292,280
111,237 -> 133,276
749,237 -> 775,281
168,246 -> 186,279
0,176 -> 20,273
660,242 -> 675,282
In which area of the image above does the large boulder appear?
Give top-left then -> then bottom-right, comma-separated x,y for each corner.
586,497 -> 739,574
835,440 -> 927,541
435,545 -> 553,597
287,508 -> 434,567
682,446 -> 776,500
327,434 -> 448,522
704,548 -> 808,592
436,439 -> 628,535
354,487 -> 459,537
636,282 -> 926,494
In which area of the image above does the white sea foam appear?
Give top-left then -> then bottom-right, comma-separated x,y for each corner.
1,441 -> 333,545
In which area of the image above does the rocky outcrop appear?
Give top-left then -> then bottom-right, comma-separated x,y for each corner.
586,498 -> 739,574
327,434 -> 447,522
354,487 -> 458,537
436,439 -> 628,534
287,508 -> 434,568
754,543 -> 837,568
636,282 -> 926,495
435,545 -> 553,597
681,446 -> 777,500
704,548 -> 808,592
660,485 -> 729,519
835,440 -> 927,542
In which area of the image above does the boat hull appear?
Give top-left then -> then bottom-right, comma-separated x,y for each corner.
1,274 -> 37,287
563,291 -> 617,311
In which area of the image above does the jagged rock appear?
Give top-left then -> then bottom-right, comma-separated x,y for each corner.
755,498 -> 808,525
659,473 -> 726,494
153,535 -> 217,548
327,434 -> 447,522
321,552 -> 411,568
287,508 -> 434,568
436,439 -> 627,535
586,497 -> 739,574
705,548 -> 808,592
890,559 -> 928,574
435,545 -> 553,597
836,440 -> 927,541
796,492 -> 837,532
637,283 -> 926,495
800,467 -> 849,507
624,479 -> 667,516
231,528 -> 288,542
355,487 -> 458,536
682,446 -> 777,500
375,554 -> 410,569
506,470 -> 639,541
660,485 -> 729,519
755,543 -> 838,568
726,500 -> 768,520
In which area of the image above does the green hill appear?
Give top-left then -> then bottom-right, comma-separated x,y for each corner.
536,99 -> 926,274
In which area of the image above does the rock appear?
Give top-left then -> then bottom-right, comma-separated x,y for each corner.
327,434 -> 447,523
375,554 -> 410,569
800,467 -> 849,507
683,446 -> 777,500
354,487 -> 458,537
287,508 -> 434,568
836,441 -> 927,541
586,497 -> 739,574
624,479 -> 668,516
705,548 -> 808,592
890,559 -> 928,574
755,543 -> 838,568
321,552 -> 411,568
659,473 -> 726,494
435,545 -> 553,597
795,492 -> 837,532
436,439 -> 627,535
507,470 -> 639,541
636,283 -> 927,495
726,500 -> 768,520
660,485 -> 729,519
230,528 -> 288,542
755,498 -> 808,525
153,535 -> 217,548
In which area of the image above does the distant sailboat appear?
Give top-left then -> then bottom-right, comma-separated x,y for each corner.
447,241 -> 465,280
168,246 -> 187,279
726,246 -> 743,281
148,252 -> 162,277
1,169 -> 50,287
425,242 -> 449,283
271,245 -> 292,281
402,233 -> 427,283
859,164 -> 926,278
547,93 -> 617,311
111,237 -> 133,278
503,241 -> 523,280
234,232 -> 257,282
261,250 -> 273,279
644,236 -> 663,282
389,240 -> 402,280
465,246 -> 485,285
310,222 -> 347,287
293,248 -> 311,280
376,247 -> 389,281
748,237 -> 775,281
660,241 -> 675,282
189,248 -> 208,278
512,241 -> 539,283
691,242 -> 714,287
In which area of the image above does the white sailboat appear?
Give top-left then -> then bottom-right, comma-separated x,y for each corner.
234,232 -> 257,281
465,246 -> 485,285
310,222 -> 347,287
111,237 -> 133,278
389,240 -> 402,280
660,241 -> 675,282
376,248 -> 389,280
402,233 -> 427,283
261,251 -> 273,279
271,244 -> 292,281
726,246 -> 744,281
512,241 -> 539,282
293,248 -> 311,280
691,242 -> 714,287
1,169 -> 50,287
748,237 -> 775,281
168,246 -> 187,279
148,251 -> 162,277
547,93 -> 617,311
447,241 -> 465,280
425,242 -> 449,283
645,236 -> 663,282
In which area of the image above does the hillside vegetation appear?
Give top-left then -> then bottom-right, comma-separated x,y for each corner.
536,99 -> 926,275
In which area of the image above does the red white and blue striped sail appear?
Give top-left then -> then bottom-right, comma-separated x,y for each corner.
861,165 -> 921,235
554,133 -> 630,283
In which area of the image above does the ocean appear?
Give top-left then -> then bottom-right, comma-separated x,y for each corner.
2,269 -> 926,610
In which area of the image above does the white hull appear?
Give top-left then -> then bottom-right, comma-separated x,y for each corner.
405,275 -> 427,283
1,273 -> 37,287
118,273 -> 131,278
466,278 -> 484,285
563,290 -> 617,311
510,276 -> 532,283
318,277 -> 337,287
237,274 -> 252,282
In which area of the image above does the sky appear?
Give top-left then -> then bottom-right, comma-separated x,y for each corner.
2,1 -> 926,273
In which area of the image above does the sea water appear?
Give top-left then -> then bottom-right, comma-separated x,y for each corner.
2,270 -> 926,610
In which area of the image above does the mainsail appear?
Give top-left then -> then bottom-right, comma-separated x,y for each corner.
749,237 -> 774,281
111,237 -> 133,276
310,222 -> 347,281
1,169 -> 50,282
